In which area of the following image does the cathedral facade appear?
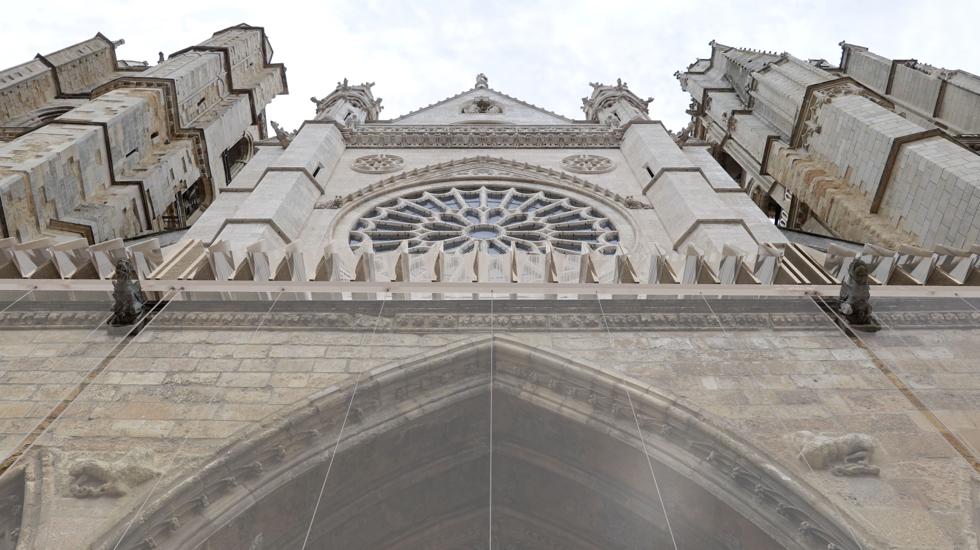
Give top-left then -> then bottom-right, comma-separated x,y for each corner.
0,26 -> 978,550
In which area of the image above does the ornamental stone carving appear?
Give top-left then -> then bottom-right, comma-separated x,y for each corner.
67,448 -> 160,498
109,258 -> 145,326
790,431 -> 880,477
461,96 -> 503,114
342,125 -> 624,148
350,184 -> 620,255
561,154 -> 614,174
351,154 -> 405,174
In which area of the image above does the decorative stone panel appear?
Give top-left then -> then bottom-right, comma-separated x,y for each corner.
560,154 -> 614,174
351,154 -> 405,174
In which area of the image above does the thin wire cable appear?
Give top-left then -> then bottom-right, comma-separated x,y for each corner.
488,289 -> 494,549
594,291 -> 679,550
700,295 -> 866,550
110,289 -> 284,550
300,292 -> 389,550
0,287 -> 35,315
0,287 -> 179,483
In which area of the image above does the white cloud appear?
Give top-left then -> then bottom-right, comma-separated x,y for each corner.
2,0 -> 977,132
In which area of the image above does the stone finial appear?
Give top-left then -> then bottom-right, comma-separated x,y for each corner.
475,73 -> 489,89
109,258 -> 145,326
581,79 -> 653,125
311,79 -> 383,123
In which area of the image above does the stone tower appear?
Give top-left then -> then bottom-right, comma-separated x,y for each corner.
677,41 -> 980,249
0,25 -> 287,244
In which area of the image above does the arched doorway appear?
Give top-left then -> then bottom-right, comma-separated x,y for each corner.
96,338 -> 869,550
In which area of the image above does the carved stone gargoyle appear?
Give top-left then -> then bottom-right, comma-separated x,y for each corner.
109,258 -> 145,326
838,258 -> 879,331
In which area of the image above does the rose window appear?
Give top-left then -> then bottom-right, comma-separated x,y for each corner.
349,185 -> 620,255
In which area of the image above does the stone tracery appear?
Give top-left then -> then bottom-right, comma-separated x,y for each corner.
348,184 -> 621,255
560,154 -> 615,174
351,153 -> 405,174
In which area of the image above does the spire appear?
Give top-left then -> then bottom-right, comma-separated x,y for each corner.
475,73 -> 488,89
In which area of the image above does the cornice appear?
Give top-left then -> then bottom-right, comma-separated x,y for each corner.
1,307 -> 976,332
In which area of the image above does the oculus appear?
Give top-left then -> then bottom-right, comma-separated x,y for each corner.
351,154 -> 405,174
349,185 -> 620,255
561,154 -> 614,174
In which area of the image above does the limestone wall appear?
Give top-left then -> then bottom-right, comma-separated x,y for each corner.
0,296 -> 975,548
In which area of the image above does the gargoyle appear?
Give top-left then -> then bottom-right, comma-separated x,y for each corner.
109,258 -> 145,326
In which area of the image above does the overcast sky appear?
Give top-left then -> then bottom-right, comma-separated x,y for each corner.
3,0 -> 977,132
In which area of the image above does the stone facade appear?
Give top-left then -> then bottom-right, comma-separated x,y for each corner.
678,42 -> 980,249
0,27 -> 977,550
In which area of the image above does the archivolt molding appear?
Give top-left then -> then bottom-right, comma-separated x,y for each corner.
92,337 -> 873,550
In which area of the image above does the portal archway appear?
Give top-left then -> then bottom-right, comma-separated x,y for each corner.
96,337 -> 871,550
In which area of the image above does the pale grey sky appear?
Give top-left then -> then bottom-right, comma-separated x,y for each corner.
3,0 -> 977,132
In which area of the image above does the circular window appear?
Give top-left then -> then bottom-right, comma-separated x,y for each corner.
349,185 -> 620,255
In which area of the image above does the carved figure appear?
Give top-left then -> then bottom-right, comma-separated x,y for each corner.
623,196 -> 650,209
462,96 -> 502,114
270,121 -> 293,148
839,259 -> 874,326
68,448 -> 160,498
790,431 -> 879,477
475,73 -> 489,89
110,258 -> 145,326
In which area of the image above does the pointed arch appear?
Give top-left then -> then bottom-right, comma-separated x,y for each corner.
93,337 -> 874,550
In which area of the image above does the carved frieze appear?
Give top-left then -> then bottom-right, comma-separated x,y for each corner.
2,307 -> 978,332
341,125 -> 624,148
351,154 -> 405,174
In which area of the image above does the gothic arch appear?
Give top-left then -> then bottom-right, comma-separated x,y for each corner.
91,337 -> 873,550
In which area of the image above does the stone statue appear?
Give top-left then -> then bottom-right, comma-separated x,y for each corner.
109,258 -> 145,326
839,258 -> 875,328
270,121 -> 293,147
157,51 -> 164,64
475,73 -> 489,89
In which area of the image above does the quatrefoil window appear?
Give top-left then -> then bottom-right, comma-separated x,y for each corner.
349,185 -> 620,255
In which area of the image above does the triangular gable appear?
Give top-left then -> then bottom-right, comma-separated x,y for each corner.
393,87 -> 573,125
